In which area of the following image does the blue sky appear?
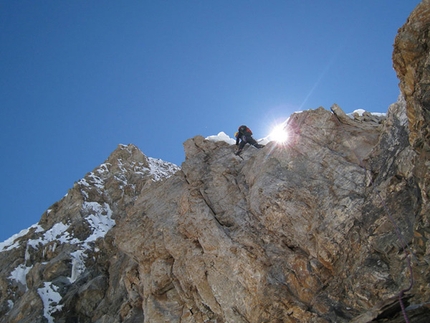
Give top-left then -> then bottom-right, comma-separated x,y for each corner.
0,0 -> 421,242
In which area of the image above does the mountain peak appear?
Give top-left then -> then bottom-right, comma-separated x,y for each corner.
2,2 -> 430,322
0,143 -> 180,323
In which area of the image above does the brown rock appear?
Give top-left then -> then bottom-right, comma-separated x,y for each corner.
2,1 -> 430,322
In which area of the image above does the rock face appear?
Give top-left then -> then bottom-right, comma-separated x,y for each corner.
0,144 -> 180,323
1,1 -> 430,322
393,0 -> 430,256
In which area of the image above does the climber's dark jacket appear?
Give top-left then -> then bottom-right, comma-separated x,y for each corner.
235,125 -> 260,150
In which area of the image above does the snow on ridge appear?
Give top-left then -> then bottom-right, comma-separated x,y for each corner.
3,143 -> 179,320
87,173 -> 104,189
82,202 -> 115,245
347,109 -> 386,118
6,200 -> 115,278
148,157 -> 180,181
0,224 -> 43,252
77,151 -> 179,191
6,200 -> 116,319
118,143 -> 135,154
97,163 -> 110,174
206,131 -> 268,145
206,131 -> 236,145
26,222 -> 80,250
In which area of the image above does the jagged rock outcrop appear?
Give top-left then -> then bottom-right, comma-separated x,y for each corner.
114,98 -> 427,323
393,0 -> 430,266
0,144 -> 180,323
393,0 -> 430,151
1,1 -> 430,322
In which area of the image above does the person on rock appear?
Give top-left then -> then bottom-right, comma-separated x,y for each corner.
235,125 -> 264,155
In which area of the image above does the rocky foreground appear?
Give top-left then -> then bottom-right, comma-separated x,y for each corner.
1,1 -> 430,322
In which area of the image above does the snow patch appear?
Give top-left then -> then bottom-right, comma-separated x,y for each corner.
9,264 -> 32,290
63,201 -> 115,282
2,144 -> 182,314
206,131 -> 270,145
148,157 -> 180,181
82,202 -> 115,245
38,282 -> 64,323
97,163 -> 110,174
206,132 -> 236,145
87,172 -> 104,189
77,178 -> 90,187
5,201 -> 115,294
348,109 -> 386,118
0,224 -> 43,252
27,222 -> 79,250
70,249 -> 86,283
351,109 -> 366,116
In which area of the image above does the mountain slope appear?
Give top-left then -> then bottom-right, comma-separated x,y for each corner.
1,1 -> 430,322
0,102 -> 427,323
0,144 -> 179,323
114,100 -> 426,323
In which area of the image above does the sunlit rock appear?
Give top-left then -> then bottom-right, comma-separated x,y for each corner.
1,1 -> 430,322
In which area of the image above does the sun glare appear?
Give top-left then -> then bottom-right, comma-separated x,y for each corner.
270,124 -> 289,144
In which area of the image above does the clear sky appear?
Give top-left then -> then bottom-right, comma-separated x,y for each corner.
0,0 -> 421,242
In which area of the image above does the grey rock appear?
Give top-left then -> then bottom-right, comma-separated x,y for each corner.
1,1 -> 430,322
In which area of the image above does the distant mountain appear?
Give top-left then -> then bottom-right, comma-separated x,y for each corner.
1,1 -> 430,322
0,144 -> 179,323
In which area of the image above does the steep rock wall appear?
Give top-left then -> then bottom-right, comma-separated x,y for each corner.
1,1 -> 430,322
115,98 -> 428,322
393,0 -> 430,278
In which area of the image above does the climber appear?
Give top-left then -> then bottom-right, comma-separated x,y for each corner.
235,125 -> 264,155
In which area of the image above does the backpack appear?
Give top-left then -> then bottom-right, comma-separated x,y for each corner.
239,125 -> 252,135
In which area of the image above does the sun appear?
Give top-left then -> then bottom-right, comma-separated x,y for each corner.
269,124 -> 289,144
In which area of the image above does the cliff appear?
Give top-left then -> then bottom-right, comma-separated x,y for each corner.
1,1 -> 430,322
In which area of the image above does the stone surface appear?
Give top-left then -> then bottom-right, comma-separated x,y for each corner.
393,0 -> 430,268
1,1 -> 430,322
114,97 -> 428,322
0,144 -> 179,323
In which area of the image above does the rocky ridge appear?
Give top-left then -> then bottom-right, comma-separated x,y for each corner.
1,1 -> 430,322
0,144 -> 179,322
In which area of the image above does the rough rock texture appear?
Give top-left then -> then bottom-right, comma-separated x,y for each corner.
1,1 -> 430,322
0,144 -> 180,323
393,0 -> 430,258
115,99 -> 427,323
393,0 -> 430,151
